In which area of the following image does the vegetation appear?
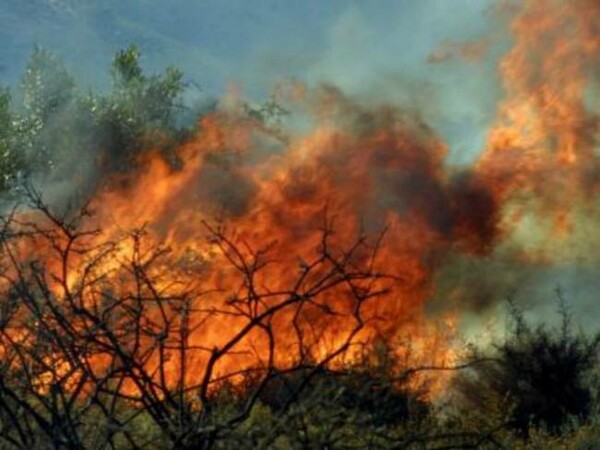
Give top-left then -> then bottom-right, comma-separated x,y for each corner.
0,46 -> 599,449
455,293 -> 600,438
0,189 -> 598,449
0,45 -> 187,198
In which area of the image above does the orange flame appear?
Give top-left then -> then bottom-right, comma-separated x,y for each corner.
4,0 -> 600,400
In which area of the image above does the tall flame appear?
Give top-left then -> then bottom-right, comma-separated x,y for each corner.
478,0 -> 600,247
83,89 -> 491,382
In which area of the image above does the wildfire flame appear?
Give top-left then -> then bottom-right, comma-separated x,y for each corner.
2,0 -> 600,400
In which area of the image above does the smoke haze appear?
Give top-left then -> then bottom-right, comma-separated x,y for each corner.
4,0 -> 600,342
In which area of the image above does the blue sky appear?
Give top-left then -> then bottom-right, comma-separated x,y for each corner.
1,0 -> 499,163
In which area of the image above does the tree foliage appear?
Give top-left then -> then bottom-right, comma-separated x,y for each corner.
98,44 -> 184,167
0,44 -> 186,197
0,89 -> 24,191
21,46 -> 75,121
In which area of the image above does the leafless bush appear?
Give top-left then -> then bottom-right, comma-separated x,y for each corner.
0,191 -> 400,449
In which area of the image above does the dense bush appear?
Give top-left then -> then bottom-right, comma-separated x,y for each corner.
454,292 -> 600,437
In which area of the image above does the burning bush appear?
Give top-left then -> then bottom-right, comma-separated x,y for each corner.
0,189 -> 404,448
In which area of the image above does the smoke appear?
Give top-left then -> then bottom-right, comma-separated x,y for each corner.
438,0 -> 600,334
5,0 -> 600,344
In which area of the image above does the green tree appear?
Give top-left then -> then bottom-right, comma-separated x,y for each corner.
0,89 -> 25,191
93,44 -> 184,170
16,47 -> 78,176
21,46 -> 75,121
0,44 -> 187,197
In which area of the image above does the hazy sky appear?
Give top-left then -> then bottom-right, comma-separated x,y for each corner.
1,0 -> 499,162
